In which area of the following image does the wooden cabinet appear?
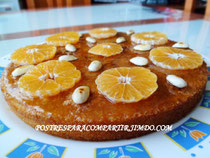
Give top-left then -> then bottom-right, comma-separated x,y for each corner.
26,0 -> 91,9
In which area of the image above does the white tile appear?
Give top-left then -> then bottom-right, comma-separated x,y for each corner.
1,20 -> 209,63
0,3 -> 168,34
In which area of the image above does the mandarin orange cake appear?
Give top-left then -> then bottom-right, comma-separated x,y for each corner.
1,28 -> 208,141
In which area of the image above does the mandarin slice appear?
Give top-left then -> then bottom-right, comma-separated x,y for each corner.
89,27 -> 117,39
95,67 -> 158,103
27,152 -> 43,158
18,60 -> 81,97
11,45 -> 56,65
46,32 -> 80,46
131,32 -> 168,45
88,43 -> 123,57
149,47 -> 203,70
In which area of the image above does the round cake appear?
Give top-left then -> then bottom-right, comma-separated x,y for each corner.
1,28 -> 208,141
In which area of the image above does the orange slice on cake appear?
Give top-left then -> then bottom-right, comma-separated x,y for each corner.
95,67 -> 158,103
11,44 -> 56,65
89,27 -> 117,39
149,47 -> 203,70
131,32 -> 168,45
46,32 -> 80,46
88,43 -> 123,57
18,60 -> 81,97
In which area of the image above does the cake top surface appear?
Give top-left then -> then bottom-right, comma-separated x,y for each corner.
2,28 -> 207,123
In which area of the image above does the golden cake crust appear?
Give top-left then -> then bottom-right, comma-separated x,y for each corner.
1,32 -> 208,141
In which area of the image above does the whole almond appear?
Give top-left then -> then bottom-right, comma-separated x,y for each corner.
65,44 -> 76,52
126,30 -> 135,35
116,37 -> 126,43
166,75 -> 187,88
88,60 -> 102,72
12,65 -> 34,77
134,44 -> 152,51
72,86 -> 90,104
59,55 -> 77,61
86,37 -> 96,43
130,57 -> 148,66
172,42 -> 189,48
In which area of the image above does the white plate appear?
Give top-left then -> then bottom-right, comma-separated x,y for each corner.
0,57 -> 210,158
